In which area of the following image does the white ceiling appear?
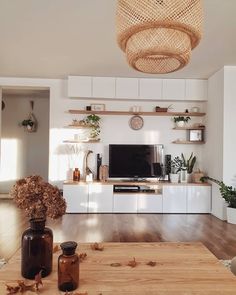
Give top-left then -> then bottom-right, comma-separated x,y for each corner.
0,0 -> 235,79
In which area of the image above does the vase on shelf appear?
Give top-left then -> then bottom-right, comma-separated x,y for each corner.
21,218 -> 53,279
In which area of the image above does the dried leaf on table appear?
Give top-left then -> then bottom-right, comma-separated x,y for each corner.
17,280 -> 35,292
65,292 -> 88,295
110,262 -> 122,267
146,261 -> 157,267
79,252 -> 87,261
53,245 -> 60,253
5,284 -> 20,294
127,257 -> 138,268
35,270 -> 43,290
90,242 -> 104,251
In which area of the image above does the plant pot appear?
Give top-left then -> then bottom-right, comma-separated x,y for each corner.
227,207 -> 236,224
176,121 -> 185,128
180,170 -> 188,183
170,173 -> 179,183
187,173 -> 192,183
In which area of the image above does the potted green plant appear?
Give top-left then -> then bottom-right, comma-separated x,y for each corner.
85,114 -> 101,140
21,119 -> 36,132
170,156 -> 183,183
173,116 -> 191,127
181,153 -> 196,182
201,176 -> 236,224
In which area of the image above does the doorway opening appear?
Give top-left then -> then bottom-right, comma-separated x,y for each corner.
0,87 -> 50,198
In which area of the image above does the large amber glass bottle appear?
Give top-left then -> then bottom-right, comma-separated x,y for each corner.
58,241 -> 79,292
21,218 -> 53,279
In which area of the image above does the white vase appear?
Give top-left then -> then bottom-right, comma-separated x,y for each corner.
176,121 -> 185,128
227,207 -> 236,224
170,173 -> 179,183
180,170 -> 187,183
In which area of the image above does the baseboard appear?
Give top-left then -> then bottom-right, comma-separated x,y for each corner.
211,211 -> 227,221
0,194 -> 12,199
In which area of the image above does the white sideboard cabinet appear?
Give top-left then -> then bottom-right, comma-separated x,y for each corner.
88,184 -> 113,213
63,183 -> 211,214
63,184 -> 89,213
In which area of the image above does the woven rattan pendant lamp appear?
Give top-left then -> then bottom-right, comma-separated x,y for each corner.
116,0 -> 203,74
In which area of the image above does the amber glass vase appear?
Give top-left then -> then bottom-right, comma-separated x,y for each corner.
58,241 -> 79,292
21,218 -> 53,279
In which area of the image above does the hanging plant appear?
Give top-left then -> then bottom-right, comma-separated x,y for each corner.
85,114 -> 101,140
20,101 -> 38,133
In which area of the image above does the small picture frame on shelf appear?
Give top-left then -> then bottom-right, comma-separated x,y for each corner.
90,104 -> 105,111
188,129 -> 204,142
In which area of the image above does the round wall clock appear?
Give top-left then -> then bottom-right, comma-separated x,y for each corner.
129,115 -> 144,130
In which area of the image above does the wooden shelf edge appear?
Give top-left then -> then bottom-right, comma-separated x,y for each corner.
173,126 -> 205,130
68,110 -> 206,117
172,141 -> 205,144
63,139 -> 100,143
64,125 -> 93,129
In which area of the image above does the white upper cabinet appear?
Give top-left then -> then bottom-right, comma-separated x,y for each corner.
162,79 -> 186,100
185,79 -> 208,101
139,78 -> 163,100
68,76 -> 92,98
116,78 -> 139,99
92,77 -> 116,98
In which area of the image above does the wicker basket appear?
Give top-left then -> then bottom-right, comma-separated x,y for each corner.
116,0 -> 203,73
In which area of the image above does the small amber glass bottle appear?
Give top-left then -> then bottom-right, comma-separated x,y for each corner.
58,241 -> 79,292
73,168 -> 80,181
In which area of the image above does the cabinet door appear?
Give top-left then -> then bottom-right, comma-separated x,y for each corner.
116,78 -> 139,99
92,77 -> 116,98
187,186 -> 211,213
162,79 -> 185,100
88,184 -> 113,213
138,194 -> 162,213
139,78 -> 163,100
162,186 -> 187,213
185,79 -> 207,101
113,194 -> 138,213
68,76 -> 92,98
63,184 -> 88,213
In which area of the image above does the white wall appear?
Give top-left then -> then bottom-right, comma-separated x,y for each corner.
223,67 -> 236,187
203,68 -> 225,219
0,77 -> 206,190
0,95 -> 49,193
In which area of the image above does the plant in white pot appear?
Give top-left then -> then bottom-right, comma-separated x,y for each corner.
181,153 -> 196,183
170,157 -> 183,183
201,176 -> 236,224
173,116 -> 191,128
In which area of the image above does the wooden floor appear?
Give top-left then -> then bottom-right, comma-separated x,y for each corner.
1,199 -> 236,261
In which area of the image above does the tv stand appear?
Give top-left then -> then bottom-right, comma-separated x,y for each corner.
121,178 -> 149,182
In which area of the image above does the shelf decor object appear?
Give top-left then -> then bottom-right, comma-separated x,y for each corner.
116,0 -> 203,73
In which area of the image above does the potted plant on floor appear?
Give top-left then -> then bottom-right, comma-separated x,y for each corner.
173,116 -> 191,128
170,156 -> 183,183
201,176 -> 236,224
181,153 -> 196,183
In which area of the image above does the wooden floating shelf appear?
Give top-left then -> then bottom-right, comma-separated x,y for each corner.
172,140 -> 205,144
173,126 -> 205,130
64,125 -> 92,129
63,139 -> 100,143
68,110 -> 206,117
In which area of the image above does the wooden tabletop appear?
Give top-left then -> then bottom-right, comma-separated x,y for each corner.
1,242 -> 236,294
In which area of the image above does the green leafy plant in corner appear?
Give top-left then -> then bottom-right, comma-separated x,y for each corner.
173,116 -> 191,123
201,176 -> 236,208
181,153 -> 196,174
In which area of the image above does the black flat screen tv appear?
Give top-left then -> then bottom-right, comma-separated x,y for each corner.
109,144 -> 163,179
